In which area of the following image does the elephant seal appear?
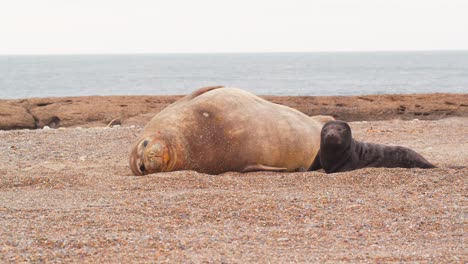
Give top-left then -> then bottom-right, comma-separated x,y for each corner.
310,120 -> 436,173
129,86 -> 332,175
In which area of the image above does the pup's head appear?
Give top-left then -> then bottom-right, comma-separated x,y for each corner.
320,120 -> 352,148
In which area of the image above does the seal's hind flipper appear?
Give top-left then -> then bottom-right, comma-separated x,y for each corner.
187,86 -> 224,100
310,115 -> 335,125
241,164 -> 287,173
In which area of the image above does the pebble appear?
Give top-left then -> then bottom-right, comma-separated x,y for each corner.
43,126 -> 51,130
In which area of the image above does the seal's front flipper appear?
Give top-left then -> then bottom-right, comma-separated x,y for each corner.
309,154 -> 322,171
296,167 -> 307,172
241,164 -> 287,173
187,86 -> 224,100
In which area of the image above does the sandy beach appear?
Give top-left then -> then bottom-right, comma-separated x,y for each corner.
0,94 -> 467,262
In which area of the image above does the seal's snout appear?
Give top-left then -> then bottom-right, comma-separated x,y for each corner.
129,138 -> 150,176
139,162 -> 146,174
142,141 -> 169,174
145,142 -> 165,163
324,131 -> 342,144
129,138 -> 169,176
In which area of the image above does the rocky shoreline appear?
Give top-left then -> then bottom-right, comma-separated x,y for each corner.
1,93 -> 467,130
1,91 -> 467,262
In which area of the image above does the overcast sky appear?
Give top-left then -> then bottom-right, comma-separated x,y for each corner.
1,0 -> 467,54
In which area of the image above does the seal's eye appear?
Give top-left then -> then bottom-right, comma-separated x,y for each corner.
143,140 -> 149,148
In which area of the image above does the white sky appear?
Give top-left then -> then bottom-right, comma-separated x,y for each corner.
1,0 -> 467,54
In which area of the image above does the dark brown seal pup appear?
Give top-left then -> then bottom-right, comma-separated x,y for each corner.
310,120 -> 436,173
129,86 -> 333,175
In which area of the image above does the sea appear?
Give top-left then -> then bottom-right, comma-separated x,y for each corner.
0,51 -> 467,99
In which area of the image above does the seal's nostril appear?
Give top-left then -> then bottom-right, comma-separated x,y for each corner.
143,140 -> 149,148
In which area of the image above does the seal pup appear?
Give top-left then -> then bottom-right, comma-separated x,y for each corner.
130,86 -> 333,175
310,120 -> 436,173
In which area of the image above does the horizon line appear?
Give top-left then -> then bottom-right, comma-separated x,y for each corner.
1,49 -> 468,56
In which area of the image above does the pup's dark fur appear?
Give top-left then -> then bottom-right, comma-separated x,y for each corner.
310,120 -> 436,173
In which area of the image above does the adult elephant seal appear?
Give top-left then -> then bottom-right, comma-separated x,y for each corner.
310,120 -> 436,173
129,86 -> 332,175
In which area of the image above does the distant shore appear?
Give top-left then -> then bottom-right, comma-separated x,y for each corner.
1,93 -> 467,130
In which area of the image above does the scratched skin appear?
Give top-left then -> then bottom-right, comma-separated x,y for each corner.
129,86 -> 330,175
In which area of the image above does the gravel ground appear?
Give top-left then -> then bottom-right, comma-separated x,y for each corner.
0,118 -> 466,262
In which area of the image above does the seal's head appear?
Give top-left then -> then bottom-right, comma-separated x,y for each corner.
320,120 -> 352,148
129,137 -> 173,175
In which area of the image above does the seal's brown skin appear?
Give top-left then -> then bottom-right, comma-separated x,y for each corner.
310,120 -> 436,173
129,86 -> 330,175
